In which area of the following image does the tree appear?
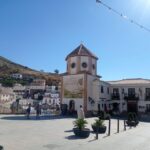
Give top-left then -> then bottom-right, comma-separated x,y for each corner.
54,69 -> 59,74
40,69 -> 44,72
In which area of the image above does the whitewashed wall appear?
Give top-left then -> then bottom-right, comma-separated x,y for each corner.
62,74 -> 84,110
87,75 -> 100,111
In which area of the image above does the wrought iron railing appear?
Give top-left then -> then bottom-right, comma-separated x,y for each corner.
111,93 -> 120,100
124,93 -> 139,101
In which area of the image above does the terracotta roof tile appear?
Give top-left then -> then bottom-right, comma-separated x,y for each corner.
66,44 -> 98,60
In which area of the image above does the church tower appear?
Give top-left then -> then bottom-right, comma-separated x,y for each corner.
62,44 -> 100,115
65,44 -> 98,76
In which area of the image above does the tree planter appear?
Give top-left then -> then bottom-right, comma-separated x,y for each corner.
126,120 -> 138,127
126,113 -> 139,127
91,125 -> 106,134
73,128 -> 90,138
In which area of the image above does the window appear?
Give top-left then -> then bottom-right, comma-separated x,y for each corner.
128,88 -> 135,96
101,86 -> 104,93
92,64 -> 95,70
145,88 -> 150,100
82,62 -> 87,68
71,63 -> 76,68
113,88 -> 119,95
146,88 -> 150,96
146,104 -> 150,112
122,88 -> 124,94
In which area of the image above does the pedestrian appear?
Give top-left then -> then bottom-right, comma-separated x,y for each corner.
77,105 -> 85,119
26,103 -> 31,119
35,103 -> 41,119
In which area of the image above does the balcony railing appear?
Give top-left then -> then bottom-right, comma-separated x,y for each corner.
145,94 -> 150,101
111,93 -> 120,100
124,93 -> 139,101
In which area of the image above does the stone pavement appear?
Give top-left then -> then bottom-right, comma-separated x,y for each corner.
0,115 -> 150,150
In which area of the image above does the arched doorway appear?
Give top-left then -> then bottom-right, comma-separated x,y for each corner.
69,100 -> 75,115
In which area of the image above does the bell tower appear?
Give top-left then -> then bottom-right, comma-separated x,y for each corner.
62,44 -> 100,116
65,44 -> 98,76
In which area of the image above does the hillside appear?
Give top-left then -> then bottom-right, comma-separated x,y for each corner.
0,56 -> 61,84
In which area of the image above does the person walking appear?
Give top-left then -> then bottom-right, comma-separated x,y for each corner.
26,103 -> 31,119
77,105 -> 85,119
35,103 -> 41,119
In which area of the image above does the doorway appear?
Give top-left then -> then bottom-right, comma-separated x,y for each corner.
127,101 -> 138,114
69,100 -> 75,115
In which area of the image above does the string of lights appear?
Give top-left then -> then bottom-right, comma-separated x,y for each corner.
96,0 -> 150,33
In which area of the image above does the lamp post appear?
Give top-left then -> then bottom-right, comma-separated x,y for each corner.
117,118 -> 119,133
108,117 -> 111,136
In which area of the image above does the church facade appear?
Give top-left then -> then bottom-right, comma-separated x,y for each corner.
61,44 -> 150,116
61,44 -> 101,115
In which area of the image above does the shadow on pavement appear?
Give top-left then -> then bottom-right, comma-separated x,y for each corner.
103,134 -> 109,138
1,115 -> 73,121
64,130 -> 73,133
65,135 -> 82,140
88,138 -> 97,142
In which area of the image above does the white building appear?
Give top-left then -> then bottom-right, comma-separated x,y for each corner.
61,44 -> 101,115
29,79 -> 46,91
107,79 -> 150,115
13,84 -> 26,97
61,44 -> 150,116
11,73 -> 23,79
99,81 -> 111,112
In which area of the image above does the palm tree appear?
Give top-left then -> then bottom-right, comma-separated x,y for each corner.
73,118 -> 88,130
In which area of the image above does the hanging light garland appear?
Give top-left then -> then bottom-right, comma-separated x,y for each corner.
96,0 -> 150,33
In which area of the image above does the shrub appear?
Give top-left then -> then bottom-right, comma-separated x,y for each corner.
73,118 -> 88,130
92,119 -> 105,127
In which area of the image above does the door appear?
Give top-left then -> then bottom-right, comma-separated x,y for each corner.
127,101 -> 138,114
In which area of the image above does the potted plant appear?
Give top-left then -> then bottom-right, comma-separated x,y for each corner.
99,111 -> 110,120
126,112 -> 139,127
73,118 -> 90,138
91,118 -> 106,134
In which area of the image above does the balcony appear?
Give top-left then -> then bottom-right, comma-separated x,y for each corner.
111,93 -> 120,100
145,94 -> 150,101
124,93 -> 139,101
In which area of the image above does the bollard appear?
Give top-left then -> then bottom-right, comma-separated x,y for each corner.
0,145 -> 3,150
108,117 -> 111,136
96,127 -> 98,139
124,120 -> 126,131
117,118 -> 119,133
130,125 -> 132,129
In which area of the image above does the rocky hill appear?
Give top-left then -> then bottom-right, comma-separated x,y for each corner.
0,56 -> 61,85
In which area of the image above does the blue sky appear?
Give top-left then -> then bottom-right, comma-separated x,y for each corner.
0,0 -> 150,80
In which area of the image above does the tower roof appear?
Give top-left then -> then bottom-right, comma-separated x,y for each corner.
65,44 -> 98,60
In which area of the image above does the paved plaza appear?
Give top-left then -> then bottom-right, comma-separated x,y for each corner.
0,115 -> 150,150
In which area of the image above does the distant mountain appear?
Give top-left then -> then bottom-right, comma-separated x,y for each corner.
0,56 -> 61,83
